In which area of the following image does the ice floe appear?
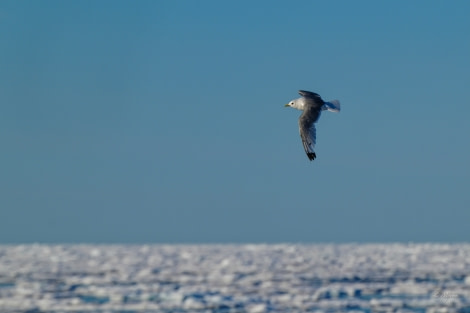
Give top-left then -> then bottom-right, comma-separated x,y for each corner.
0,244 -> 469,312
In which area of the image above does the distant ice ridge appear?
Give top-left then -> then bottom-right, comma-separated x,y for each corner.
1,244 -> 470,312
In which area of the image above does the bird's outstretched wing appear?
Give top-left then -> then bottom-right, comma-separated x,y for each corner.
298,90 -> 324,104
298,107 -> 321,161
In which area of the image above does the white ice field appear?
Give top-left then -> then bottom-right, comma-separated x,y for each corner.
1,244 -> 470,313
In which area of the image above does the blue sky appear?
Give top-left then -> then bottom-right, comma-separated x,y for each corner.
1,1 -> 469,243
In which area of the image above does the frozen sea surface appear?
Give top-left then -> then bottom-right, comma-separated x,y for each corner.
1,244 -> 470,313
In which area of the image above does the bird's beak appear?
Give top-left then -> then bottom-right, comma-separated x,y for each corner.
284,103 -> 290,107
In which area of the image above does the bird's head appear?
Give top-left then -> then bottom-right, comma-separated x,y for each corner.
284,98 -> 304,110
284,100 -> 295,108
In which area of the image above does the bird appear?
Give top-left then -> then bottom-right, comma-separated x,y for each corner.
285,90 -> 340,161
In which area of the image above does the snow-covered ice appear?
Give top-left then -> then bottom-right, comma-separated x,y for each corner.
0,244 -> 470,312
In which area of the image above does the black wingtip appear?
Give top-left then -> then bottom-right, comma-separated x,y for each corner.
307,152 -> 316,161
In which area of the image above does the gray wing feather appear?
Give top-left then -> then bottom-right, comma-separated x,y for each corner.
298,107 -> 321,161
298,90 -> 324,105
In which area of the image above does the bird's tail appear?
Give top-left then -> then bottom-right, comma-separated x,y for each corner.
322,100 -> 341,112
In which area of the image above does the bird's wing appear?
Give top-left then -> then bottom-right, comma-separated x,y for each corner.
298,107 -> 321,161
298,90 -> 324,103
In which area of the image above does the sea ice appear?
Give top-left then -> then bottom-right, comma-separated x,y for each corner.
0,244 -> 469,312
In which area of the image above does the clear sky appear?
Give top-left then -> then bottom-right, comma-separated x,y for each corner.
1,1 -> 469,244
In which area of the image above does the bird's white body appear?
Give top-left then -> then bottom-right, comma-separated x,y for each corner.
288,97 -> 341,112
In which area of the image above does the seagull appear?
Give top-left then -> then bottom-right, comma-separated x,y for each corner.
285,90 -> 340,161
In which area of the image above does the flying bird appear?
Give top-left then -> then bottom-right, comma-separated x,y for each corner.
285,90 -> 340,161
